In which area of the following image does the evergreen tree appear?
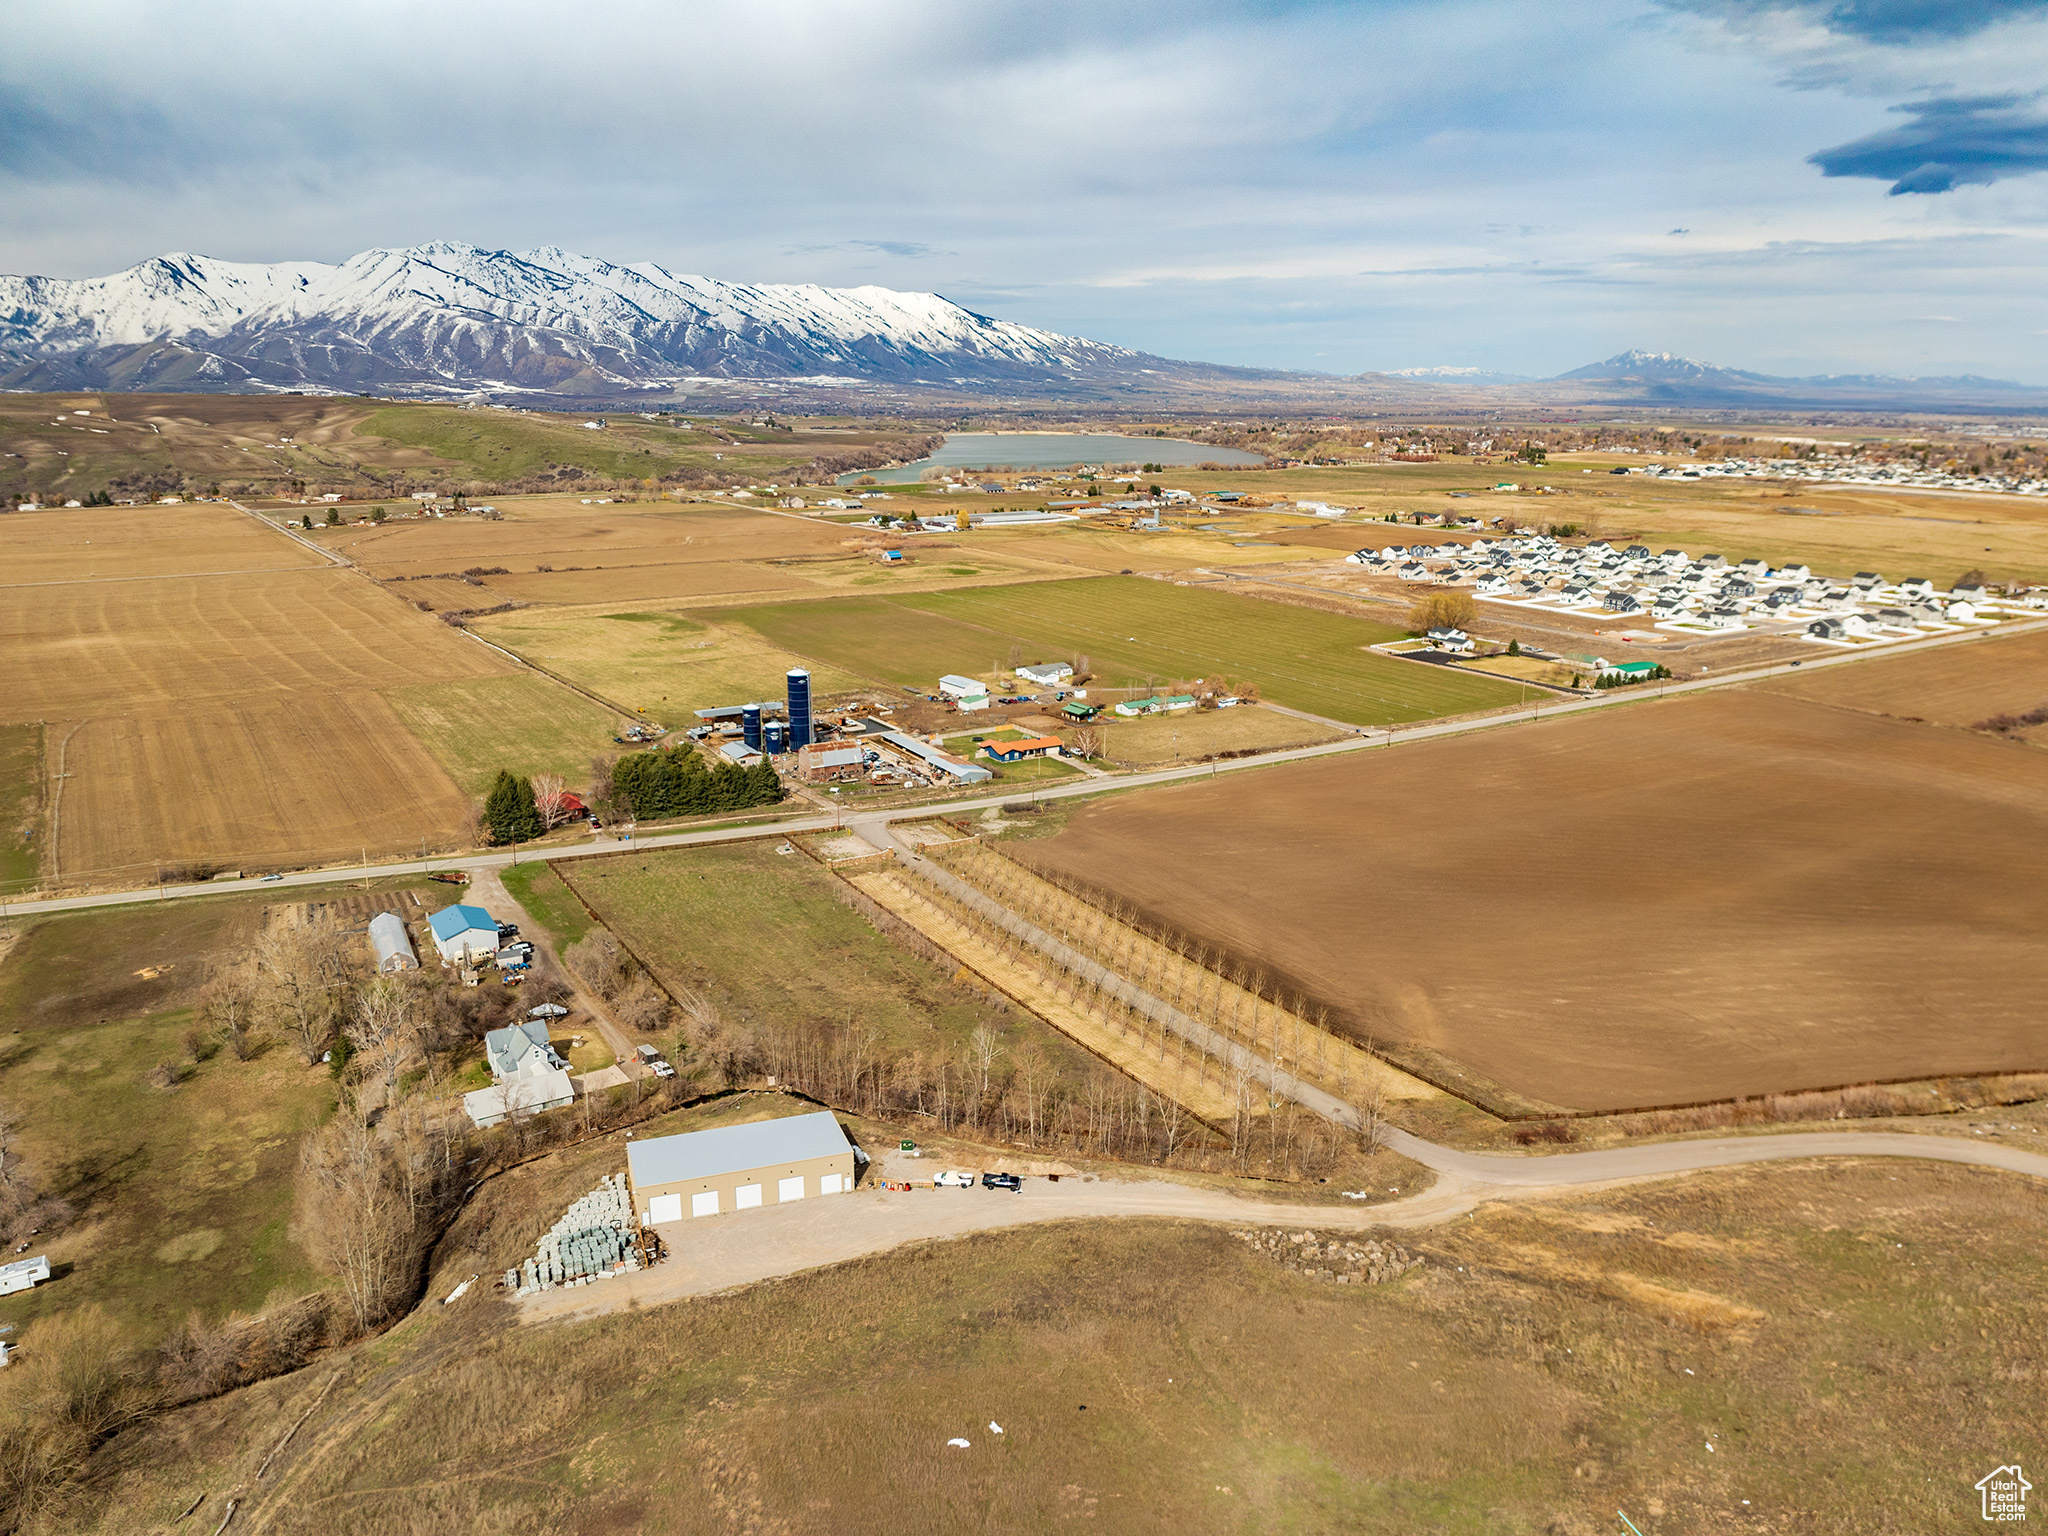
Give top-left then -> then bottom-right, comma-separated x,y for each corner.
482,769 -> 544,843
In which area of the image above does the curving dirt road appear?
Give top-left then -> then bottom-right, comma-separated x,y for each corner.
519,1130 -> 2048,1325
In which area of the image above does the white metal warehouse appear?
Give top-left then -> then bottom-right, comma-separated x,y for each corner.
626,1110 -> 859,1223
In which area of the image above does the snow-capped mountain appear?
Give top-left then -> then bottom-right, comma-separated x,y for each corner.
1379,365 -> 1536,384
0,242 -> 1170,396
1553,349 -> 1768,384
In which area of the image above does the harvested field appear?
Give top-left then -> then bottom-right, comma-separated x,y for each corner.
1021,689 -> 2048,1111
383,674 -> 625,796
719,576 -> 1525,728
469,605 -> 867,718
1754,623 -> 2048,733
53,694 -> 474,878
0,502 -> 328,584
0,501 -> 610,879
1094,703 -> 1346,764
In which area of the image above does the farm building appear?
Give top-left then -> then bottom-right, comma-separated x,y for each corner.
626,1110 -> 860,1223
982,735 -> 1063,763
876,731 -> 993,784
368,911 -> 419,973
1602,660 -> 1660,680
428,903 -> 501,964
796,742 -> 866,782
1016,661 -> 1073,685
1061,701 -> 1100,721
938,674 -> 988,700
1115,697 -> 1164,717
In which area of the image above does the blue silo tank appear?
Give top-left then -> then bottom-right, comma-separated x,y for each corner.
742,703 -> 763,750
764,721 -> 787,754
786,668 -> 812,748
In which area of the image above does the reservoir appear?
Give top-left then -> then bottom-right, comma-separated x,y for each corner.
840,432 -> 1266,485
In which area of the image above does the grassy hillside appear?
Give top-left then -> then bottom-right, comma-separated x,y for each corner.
55,1156 -> 2048,1533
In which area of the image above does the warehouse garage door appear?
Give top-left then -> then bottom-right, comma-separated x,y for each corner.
735,1183 -> 764,1209
691,1191 -> 720,1218
777,1176 -> 805,1202
648,1193 -> 683,1223
820,1174 -> 844,1194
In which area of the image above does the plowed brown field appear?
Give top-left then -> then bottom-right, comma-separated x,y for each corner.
1,504 -> 520,880
1755,623 -> 2048,731
1021,689 -> 2048,1111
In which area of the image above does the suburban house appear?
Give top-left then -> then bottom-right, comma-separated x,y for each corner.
1601,591 -> 1641,613
1015,661 -> 1074,686
626,1110 -> 861,1223
1425,626 -> 1474,653
463,1021 -> 573,1128
429,904 -> 501,964
368,911 -> 418,973
1808,617 -> 1849,640
981,735 -> 1064,763
1115,696 -> 1164,717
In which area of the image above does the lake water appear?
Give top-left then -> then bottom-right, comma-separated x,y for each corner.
840,432 -> 1265,485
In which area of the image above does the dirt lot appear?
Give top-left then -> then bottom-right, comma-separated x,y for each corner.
0,504 -> 524,878
1021,688 -> 2048,1111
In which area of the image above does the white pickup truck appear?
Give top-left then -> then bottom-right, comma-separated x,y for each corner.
634,1044 -> 676,1079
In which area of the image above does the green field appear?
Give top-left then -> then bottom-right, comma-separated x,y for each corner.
559,843 -> 1101,1071
358,407 -> 784,483
0,722 -> 42,892
716,576 -> 1526,727
500,860 -> 593,947
0,899 -> 342,1342
383,674 -> 626,796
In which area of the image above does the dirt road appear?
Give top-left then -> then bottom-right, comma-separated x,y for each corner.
464,864 -> 639,1075
519,1129 -> 2048,1325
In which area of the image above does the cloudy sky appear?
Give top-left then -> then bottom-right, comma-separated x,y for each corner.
5,0 -> 2047,379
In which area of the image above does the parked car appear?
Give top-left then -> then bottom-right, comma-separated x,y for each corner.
980,1172 -> 1022,1192
933,1170 -> 976,1188
634,1044 -> 677,1078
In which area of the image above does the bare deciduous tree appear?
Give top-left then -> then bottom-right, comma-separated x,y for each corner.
255,924 -> 348,1064
532,772 -> 568,829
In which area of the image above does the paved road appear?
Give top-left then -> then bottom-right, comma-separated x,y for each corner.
16,615 -> 2040,918
519,1130 -> 2048,1325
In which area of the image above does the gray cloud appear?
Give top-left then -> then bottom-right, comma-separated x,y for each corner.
1809,94 -> 2048,190
789,240 -> 949,259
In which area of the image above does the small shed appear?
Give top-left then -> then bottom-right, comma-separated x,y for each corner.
429,903 -> 500,964
368,911 -> 418,973
627,1110 -> 858,1223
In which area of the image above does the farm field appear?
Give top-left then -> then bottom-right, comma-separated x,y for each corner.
1755,623 -> 2048,734
0,722 -> 41,891
1021,688 -> 2048,1111
557,842 -> 1111,1078
0,890 -> 379,1342
1092,703 -> 1346,764
469,606 -> 870,718
716,576 -> 1526,727
60,1159 -> 2048,1533
0,501 -> 329,583
0,501 -> 618,881
382,675 -> 625,796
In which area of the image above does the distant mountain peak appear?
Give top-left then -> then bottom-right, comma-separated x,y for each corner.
1554,349 -> 1765,383
0,241 -> 1166,397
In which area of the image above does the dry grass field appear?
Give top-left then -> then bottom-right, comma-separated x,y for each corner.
469,606 -> 871,718
52,1157 -> 2048,1534
1093,703 -> 1347,764
1755,623 -> 2048,733
0,502 -> 608,879
1021,689 -> 2048,1112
